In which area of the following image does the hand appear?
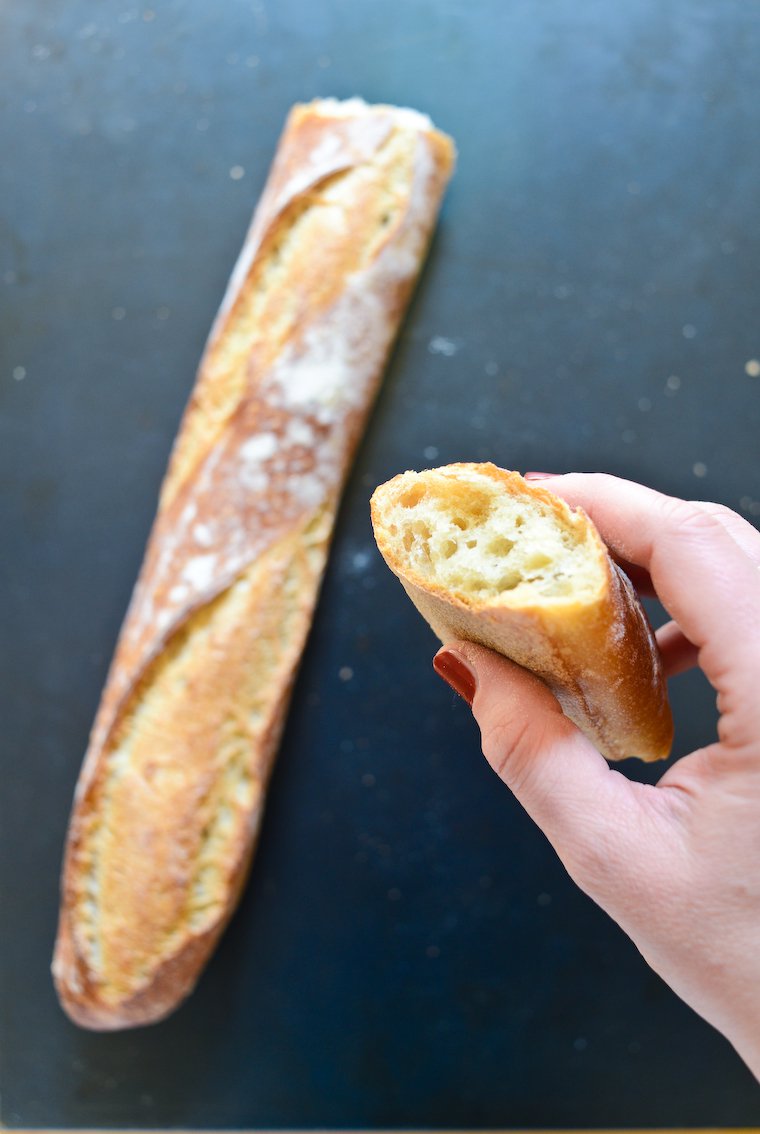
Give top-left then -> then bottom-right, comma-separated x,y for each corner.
433,472 -> 760,1080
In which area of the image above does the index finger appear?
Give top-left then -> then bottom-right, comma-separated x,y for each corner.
535,473 -> 760,697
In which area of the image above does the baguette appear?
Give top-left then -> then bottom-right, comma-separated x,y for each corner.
370,463 -> 673,763
53,99 -> 455,1029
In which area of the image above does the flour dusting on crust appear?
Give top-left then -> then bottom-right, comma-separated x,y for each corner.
85,107 -> 449,766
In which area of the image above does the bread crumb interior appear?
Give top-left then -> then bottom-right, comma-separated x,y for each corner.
383,470 -> 600,602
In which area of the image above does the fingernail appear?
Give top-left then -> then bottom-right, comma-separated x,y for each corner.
433,648 -> 477,705
524,471 -> 557,481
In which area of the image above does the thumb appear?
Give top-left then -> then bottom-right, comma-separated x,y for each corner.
433,641 -> 640,890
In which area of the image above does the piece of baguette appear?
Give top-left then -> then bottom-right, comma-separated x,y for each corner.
53,99 -> 455,1030
370,463 -> 673,763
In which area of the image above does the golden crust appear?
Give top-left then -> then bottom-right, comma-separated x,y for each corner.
371,463 -> 673,763
53,100 -> 455,1029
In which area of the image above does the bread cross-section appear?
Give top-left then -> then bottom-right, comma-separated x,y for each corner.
371,463 -> 673,763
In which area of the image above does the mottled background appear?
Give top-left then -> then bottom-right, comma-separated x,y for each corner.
2,0 -> 760,1126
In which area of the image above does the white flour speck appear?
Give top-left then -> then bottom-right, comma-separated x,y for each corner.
286,419 -> 314,447
155,609 -> 172,632
240,434 -> 278,462
351,550 -> 371,572
182,554 -> 216,590
428,336 -> 459,357
239,467 -> 269,493
290,472 -> 324,508
193,523 -> 213,547
288,360 -> 349,406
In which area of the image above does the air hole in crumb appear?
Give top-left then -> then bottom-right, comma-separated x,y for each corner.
440,539 -> 457,558
399,486 -> 426,508
497,574 -> 521,591
515,515 -> 525,527
524,552 -> 552,570
487,537 -> 514,556
452,516 -> 468,530
466,539 -> 477,549
402,521 -> 432,553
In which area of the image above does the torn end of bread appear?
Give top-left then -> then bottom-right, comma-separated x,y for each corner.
372,465 -> 603,605
371,463 -> 673,763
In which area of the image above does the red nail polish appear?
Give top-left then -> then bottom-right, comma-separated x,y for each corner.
524,471 -> 557,481
433,649 -> 477,705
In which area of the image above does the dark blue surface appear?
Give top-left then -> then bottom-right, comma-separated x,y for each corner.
2,0 -> 760,1126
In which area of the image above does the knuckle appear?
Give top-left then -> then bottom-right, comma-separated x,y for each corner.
661,497 -> 726,543
481,712 -> 541,795
691,500 -> 736,522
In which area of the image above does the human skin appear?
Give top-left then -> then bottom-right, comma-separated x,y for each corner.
433,472 -> 760,1081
